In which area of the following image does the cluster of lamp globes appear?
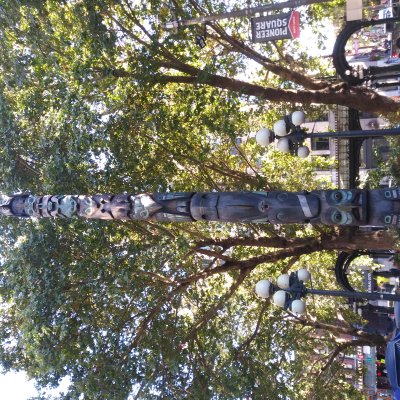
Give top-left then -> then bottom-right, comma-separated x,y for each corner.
255,269 -> 311,315
255,111 -> 311,158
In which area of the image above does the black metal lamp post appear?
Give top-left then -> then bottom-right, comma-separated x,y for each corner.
255,269 -> 400,315
255,111 -> 400,158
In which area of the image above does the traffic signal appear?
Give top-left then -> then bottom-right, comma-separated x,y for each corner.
376,354 -> 389,389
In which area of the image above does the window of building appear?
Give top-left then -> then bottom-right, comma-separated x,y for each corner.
311,137 -> 330,151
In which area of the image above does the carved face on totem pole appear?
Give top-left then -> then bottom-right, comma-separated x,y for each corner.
317,189 -> 367,226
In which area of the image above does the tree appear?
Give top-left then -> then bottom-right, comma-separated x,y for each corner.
0,0 -> 398,118
0,1 -> 397,399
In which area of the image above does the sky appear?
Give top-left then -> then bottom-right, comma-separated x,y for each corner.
0,372 -> 37,399
0,371 -> 70,399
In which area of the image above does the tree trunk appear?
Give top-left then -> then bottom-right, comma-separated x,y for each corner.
321,229 -> 397,251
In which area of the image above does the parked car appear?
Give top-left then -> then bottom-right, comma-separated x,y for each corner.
385,301 -> 400,399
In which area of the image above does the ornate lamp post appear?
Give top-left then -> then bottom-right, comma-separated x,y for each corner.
255,270 -> 400,315
255,111 -> 400,158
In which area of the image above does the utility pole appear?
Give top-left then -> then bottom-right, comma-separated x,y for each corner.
164,0 -> 333,29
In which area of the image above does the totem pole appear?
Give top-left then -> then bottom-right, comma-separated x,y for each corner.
0,188 -> 399,228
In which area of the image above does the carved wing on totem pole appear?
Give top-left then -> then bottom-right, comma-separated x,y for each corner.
0,188 -> 399,228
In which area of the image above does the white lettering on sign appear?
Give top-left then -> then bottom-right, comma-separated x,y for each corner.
256,27 -> 288,38
255,18 -> 288,31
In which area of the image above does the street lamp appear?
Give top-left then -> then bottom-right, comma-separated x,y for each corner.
255,111 -> 310,158
255,111 -> 400,158
255,269 -> 400,315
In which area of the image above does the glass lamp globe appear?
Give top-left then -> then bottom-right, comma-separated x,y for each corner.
297,146 -> 310,158
276,137 -> 290,153
291,299 -> 306,314
277,274 -> 290,289
291,111 -> 306,126
297,269 -> 311,283
255,280 -> 272,298
272,290 -> 287,307
256,128 -> 272,146
273,120 -> 288,137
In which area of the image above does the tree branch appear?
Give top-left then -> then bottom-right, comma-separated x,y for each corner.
318,338 -> 369,377
235,301 -> 269,354
183,269 -> 250,341
152,64 -> 397,113
288,314 -> 387,346
207,26 -> 328,90
194,236 -> 319,250
128,282 -> 190,351
194,247 -> 236,262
